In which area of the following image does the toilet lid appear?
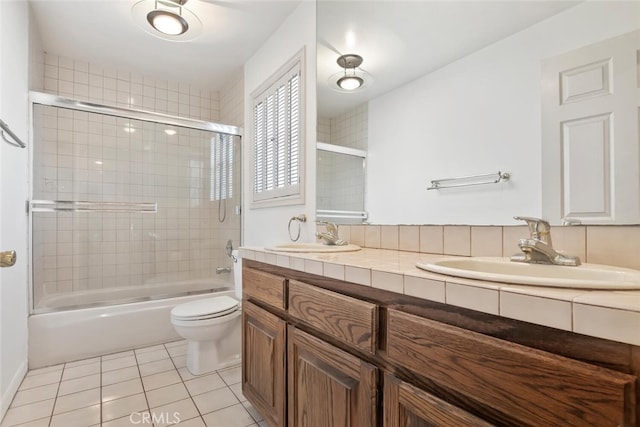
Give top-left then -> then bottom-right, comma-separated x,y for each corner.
171,296 -> 239,321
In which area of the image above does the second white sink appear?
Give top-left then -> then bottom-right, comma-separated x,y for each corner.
416,257 -> 640,289
266,243 -> 361,253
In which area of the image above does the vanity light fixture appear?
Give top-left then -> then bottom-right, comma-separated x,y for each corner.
132,0 -> 202,41
336,54 -> 364,90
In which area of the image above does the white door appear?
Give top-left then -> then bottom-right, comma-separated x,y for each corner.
0,1 -> 30,419
541,30 -> 640,224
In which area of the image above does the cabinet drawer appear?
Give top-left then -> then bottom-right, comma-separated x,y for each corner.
243,268 -> 286,310
384,373 -> 494,427
288,280 -> 377,354
386,309 -> 636,427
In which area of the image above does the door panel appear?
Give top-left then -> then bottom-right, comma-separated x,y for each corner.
288,325 -> 377,427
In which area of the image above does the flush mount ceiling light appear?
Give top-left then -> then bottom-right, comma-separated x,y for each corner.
328,54 -> 373,93
132,0 -> 202,42
337,54 -> 363,90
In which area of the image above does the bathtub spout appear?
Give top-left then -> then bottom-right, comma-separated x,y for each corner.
216,267 -> 231,274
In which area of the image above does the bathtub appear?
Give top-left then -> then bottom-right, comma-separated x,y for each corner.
28,286 -> 237,369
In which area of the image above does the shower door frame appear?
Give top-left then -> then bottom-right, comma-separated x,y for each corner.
27,91 -> 243,314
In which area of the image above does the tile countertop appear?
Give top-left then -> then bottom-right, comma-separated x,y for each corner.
239,247 -> 640,347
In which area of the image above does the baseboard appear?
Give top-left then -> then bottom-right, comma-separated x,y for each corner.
0,358 -> 28,423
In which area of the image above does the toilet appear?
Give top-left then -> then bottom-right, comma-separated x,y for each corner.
170,250 -> 242,375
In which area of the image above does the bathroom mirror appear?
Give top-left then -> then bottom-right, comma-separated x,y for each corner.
316,0 -> 640,225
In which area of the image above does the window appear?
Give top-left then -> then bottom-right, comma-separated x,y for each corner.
251,49 -> 305,206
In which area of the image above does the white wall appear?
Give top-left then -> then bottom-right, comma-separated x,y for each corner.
0,0 -> 31,419
243,1 -> 316,246
367,1 -> 640,225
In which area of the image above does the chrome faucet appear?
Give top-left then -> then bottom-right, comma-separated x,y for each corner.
216,267 -> 231,274
510,216 -> 581,266
315,222 -> 347,246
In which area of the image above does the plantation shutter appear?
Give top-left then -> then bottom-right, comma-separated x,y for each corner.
253,59 -> 302,202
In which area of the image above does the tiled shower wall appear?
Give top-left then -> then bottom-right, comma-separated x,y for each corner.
31,54 -> 243,309
331,224 -> 640,271
317,103 -> 368,217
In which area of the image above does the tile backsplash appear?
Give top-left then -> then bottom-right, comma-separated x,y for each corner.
331,224 -> 640,270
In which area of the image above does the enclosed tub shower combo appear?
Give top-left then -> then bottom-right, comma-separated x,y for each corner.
27,92 -> 243,368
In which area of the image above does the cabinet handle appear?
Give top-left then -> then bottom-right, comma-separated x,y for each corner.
0,250 -> 17,268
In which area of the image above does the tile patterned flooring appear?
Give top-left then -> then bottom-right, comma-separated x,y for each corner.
1,341 -> 265,427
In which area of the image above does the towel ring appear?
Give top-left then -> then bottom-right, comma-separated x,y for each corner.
288,214 -> 307,242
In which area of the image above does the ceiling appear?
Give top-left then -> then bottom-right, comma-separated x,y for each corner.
317,0 -> 581,117
29,0 -> 582,117
29,0 -> 301,92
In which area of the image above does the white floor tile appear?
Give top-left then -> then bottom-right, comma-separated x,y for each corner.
57,373 -> 100,396
25,364 -> 63,378
49,404 -> 100,427
174,417 -> 206,427
102,355 -> 137,373
145,383 -> 189,409
192,386 -> 239,415
172,355 -> 187,369
102,411 -> 150,427
61,361 -> 100,381
102,350 -> 135,361
3,417 -> 50,427
201,403 -> 255,427
102,378 -> 144,403
150,398 -> 199,427
134,344 -> 165,354
53,388 -> 100,415
135,348 -> 169,365
10,384 -> 58,408
141,370 -> 181,392
218,366 -> 241,386
102,393 -> 148,422
102,366 -> 140,386
138,358 -> 174,377
228,383 -> 247,403
164,340 -> 187,349
166,344 -> 187,357
0,399 -> 54,426
64,357 -> 100,369
184,373 -> 225,396
19,371 -> 62,390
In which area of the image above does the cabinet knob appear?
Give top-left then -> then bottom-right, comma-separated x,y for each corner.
0,250 -> 17,268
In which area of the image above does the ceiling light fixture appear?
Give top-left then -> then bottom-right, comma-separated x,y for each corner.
336,54 -> 364,91
132,0 -> 202,42
147,0 -> 188,36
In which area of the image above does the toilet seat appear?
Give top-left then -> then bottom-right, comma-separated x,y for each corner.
171,296 -> 239,321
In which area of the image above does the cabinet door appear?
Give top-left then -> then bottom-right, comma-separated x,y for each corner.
384,374 -> 494,427
242,301 -> 286,427
288,326 -> 377,427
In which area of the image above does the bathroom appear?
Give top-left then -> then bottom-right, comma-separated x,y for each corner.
1,0 -> 639,426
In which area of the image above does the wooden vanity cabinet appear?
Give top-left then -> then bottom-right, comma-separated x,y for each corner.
242,260 -> 639,427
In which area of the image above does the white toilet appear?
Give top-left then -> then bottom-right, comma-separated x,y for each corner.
170,251 -> 242,375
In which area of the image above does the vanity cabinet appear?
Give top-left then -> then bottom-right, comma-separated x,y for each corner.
242,260 -> 639,427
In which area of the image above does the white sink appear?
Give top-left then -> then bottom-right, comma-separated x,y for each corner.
416,257 -> 640,289
266,243 -> 361,253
